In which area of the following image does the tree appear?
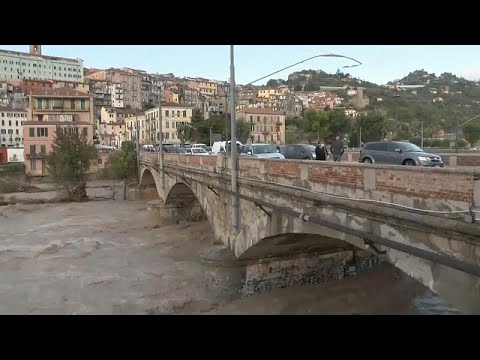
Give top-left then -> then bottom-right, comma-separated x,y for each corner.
46,126 -> 97,201
294,84 -> 303,92
357,111 -> 387,143
236,120 -> 251,143
266,79 -> 279,87
463,122 -> 480,146
303,109 -> 329,142
176,124 -> 194,145
107,141 -> 136,200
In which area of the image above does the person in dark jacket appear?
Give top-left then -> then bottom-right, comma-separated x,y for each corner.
315,142 -> 329,160
330,136 -> 344,162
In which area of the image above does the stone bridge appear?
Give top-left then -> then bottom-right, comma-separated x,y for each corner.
138,152 -> 480,314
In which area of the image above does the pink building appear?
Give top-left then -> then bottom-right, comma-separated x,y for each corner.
23,121 -> 94,177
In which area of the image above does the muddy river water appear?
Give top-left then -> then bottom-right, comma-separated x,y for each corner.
0,200 -> 461,315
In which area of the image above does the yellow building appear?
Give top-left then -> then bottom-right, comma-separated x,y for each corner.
257,86 -> 289,99
242,108 -> 286,145
125,115 -> 146,144
187,78 -> 218,97
27,87 -> 94,124
145,103 -> 194,145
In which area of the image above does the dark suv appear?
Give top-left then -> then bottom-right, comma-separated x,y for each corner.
360,141 -> 443,167
278,144 -> 317,160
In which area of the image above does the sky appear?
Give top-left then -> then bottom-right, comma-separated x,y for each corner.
2,45 -> 480,85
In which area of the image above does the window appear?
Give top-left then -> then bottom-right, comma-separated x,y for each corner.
37,128 -> 48,137
16,121 -> 18,126
249,116 -> 253,122
37,99 -> 42,109
98,158 -> 102,165
71,99 -> 75,109
1,120 -> 3,126
40,145 -> 46,155
30,159 -> 36,171
8,120 -> 11,126
165,110 -> 169,117
365,142 -> 388,151
29,128 -> 35,137
257,116 -> 260,123
82,127 -> 87,136
183,111 -> 187,117
0,129 -> 5,134
80,99 -> 85,110
16,129 -> 18,135
30,144 -> 36,154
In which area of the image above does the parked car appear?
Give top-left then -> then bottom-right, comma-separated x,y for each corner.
359,141 -> 444,167
182,148 -> 209,155
240,143 -> 285,159
279,144 -> 317,160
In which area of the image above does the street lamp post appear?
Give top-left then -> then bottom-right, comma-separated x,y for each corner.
229,46 -> 240,233
157,88 -> 164,188
228,47 -> 363,235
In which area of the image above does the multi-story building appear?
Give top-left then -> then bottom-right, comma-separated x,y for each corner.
125,115 -> 146,144
23,121 -> 94,177
0,107 -> 27,147
240,108 -> 286,145
164,88 -> 179,104
86,68 -> 141,109
257,87 -> 289,99
23,87 -> 95,176
179,86 -> 200,107
144,103 -> 193,145
52,81 -> 90,94
0,45 -> 84,83
96,119 -> 125,149
187,78 -> 217,98
27,87 -> 94,124
18,79 -> 54,94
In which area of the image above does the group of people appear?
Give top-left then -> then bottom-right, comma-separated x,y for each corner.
314,136 -> 344,162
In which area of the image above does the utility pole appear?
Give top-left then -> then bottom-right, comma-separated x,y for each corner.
455,117 -> 459,153
229,45 -> 239,233
421,121 -> 424,148
136,116 -> 140,177
209,127 -> 212,147
157,88 -> 164,188
359,126 -> 362,147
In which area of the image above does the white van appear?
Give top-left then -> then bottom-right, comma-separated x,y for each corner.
211,141 -> 242,155
192,143 -> 207,149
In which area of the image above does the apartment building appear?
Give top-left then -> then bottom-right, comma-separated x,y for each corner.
23,121 -> 93,176
144,103 -> 193,145
187,78 -> 217,97
0,107 -> 27,147
124,115 -> 146,144
241,108 -> 286,145
27,87 -> 94,124
23,87 -> 95,176
164,89 -> 179,103
257,87 -> 289,99
0,45 -> 83,83
86,68 -> 141,109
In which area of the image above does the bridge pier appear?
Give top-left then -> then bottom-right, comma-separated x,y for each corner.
200,244 -> 383,300
146,200 -> 205,226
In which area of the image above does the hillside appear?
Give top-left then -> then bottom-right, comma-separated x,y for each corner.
275,69 -> 480,139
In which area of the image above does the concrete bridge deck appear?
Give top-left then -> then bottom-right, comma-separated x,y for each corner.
139,152 -> 480,313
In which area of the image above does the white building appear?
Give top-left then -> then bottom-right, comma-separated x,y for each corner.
110,83 -> 124,108
0,45 -> 83,83
0,107 -> 27,147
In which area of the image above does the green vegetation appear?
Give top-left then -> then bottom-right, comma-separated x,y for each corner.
106,141 -> 137,200
272,68 -> 480,147
46,126 -> 97,201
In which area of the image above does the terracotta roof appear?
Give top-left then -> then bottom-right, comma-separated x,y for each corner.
23,121 -> 92,126
242,108 -> 285,115
30,87 -> 90,97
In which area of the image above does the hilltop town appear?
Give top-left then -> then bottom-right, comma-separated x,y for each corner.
1,45 -> 480,176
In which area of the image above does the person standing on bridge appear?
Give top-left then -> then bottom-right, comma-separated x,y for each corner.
315,142 -> 329,161
330,136 -> 344,162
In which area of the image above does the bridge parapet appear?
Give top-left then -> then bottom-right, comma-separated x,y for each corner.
143,153 -> 479,213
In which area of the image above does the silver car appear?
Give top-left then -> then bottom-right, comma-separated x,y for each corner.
360,141 -> 444,167
241,144 -> 285,159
